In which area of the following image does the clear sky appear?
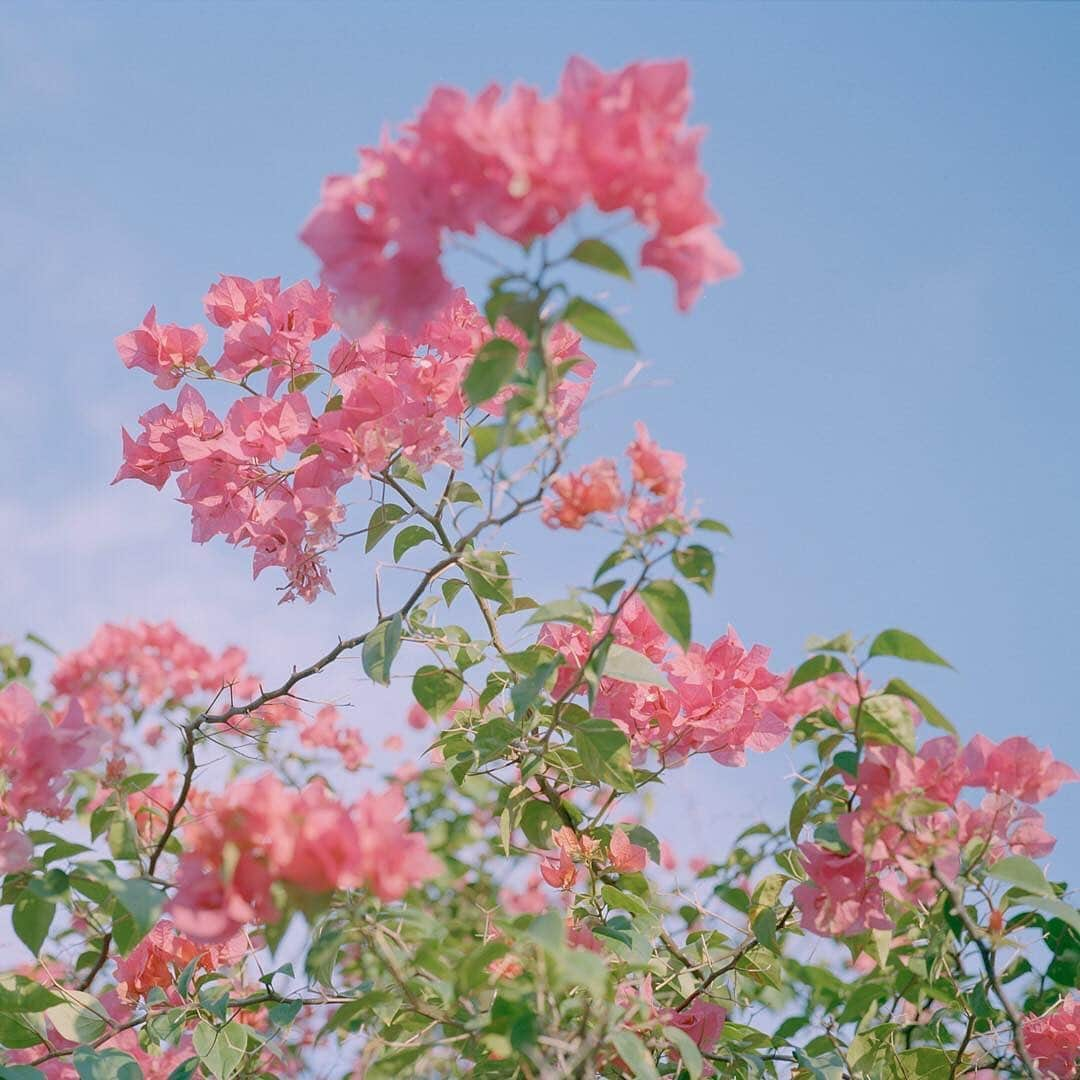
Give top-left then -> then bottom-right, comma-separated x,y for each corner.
3,2 -> 1079,881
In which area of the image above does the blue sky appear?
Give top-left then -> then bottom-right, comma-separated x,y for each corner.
2,2 -> 1079,881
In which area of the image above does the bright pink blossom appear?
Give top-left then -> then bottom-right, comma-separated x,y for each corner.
302,57 -> 738,333
609,827 -> 648,874
1022,995 -> 1080,1079
115,307 -> 207,390
793,843 -> 893,938
962,734 -> 1079,804
541,458 -> 624,530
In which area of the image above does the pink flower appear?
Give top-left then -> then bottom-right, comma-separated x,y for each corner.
302,56 -> 737,334
626,422 -> 685,500
115,307 -> 207,390
0,685 -> 105,821
1022,995 -> 1080,1079
115,920 -> 247,1004
609,827 -> 648,874
962,735 -> 1079,804
541,458 -> 624,530
540,848 -> 578,891
661,999 -> 727,1056
793,843 -> 893,938
171,774 -> 438,940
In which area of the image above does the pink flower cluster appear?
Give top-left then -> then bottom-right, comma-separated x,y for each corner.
170,773 -> 439,941
539,825 -> 647,891
0,684 -> 106,872
301,56 -> 739,336
114,919 -> 247,1003
50,620 -> 259,734
541,595 -> 796,768
617,976 -> 727,1064
1022,994 -> 1080,1079
541,422 -> 687,533
794,733 -> 1078,938
115,283 -> 592,601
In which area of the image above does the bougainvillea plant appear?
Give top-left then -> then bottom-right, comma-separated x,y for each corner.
2,56 -> 1078,1080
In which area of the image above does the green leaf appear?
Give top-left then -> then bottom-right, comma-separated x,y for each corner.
787,654 -> 846,692
882,677 -> 956,735
696,518 -> 732,536
858,694 -> 916,754
567,238 -> 632,280
165,1061 -> 200,1080
267,999 -> 302,1027
609,1029 -> 660,1080
640,580 -> 691,650
193,1019 -> 248,1080
462,551 -> 513,605
441,579 -> 466,606
662,1025 -> 704,1079
464,338 -> 521,405
806,631 -> 855,654
72,1047 -> 143,1080
752,907 -> 778,952
987,856 -> 1055,898
601,643 -> 670,688
446,480 -> 483,506
469,423 -> 501,464
411,666 -> 463,720
563,297 -> 635,351
524,597 -> 595,629
388,456 -> 425,488
287,371 -> 321,393
0,1068 -> 49,1080
894,1048 -> 953,1080
868,628 -> 952,668
46,990 -> 109,1043
364,503 -> 407,552
12,894 -> 55,956
362,614 -> 403,687
1024,896 -> 1080,935
573,718 -> 636,792
0,974 -> 62,1013
392,525 -> 435,562
672,544 -> 715,593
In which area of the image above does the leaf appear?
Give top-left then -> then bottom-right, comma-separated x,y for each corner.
0,1068 -> 49,1080
672,545 -> 716,593
462,551 -> 513,605
987,856 -> 1055,898
858,695 -> 916,754
411,666 -> 463,720
72,1047 -> 143,1080
362,614 -> 403,687
662,1025 -> 704,1079
446,480 -> 483,506
882,677 -> 956,735
469,423 -> 501,464
609,1029 -> 660,1080
364,503 -> 406,552
567,238 -> 632,280
267,999 -> 302,1027
46,990 -> 109,1043
523,597 -> 595,629
0,974 -> 62,1013
12,895 -> 55,956
392,525 -> 435,562
601,643 -> 671,688
752,908 -> 778,952
165,1061 -> 200,1080
441,579 -> 466,606
696,518 -> 732,536
787,654 -> 846,692
193,1019 -> 249,1080
573,718 -> 636,792
640,580 -> 692,650
563,297 -> 635,351
464,338 -> 521,405
287,371 -> 321,393
1024,896 -> 1080,936
868,628 -> 952,668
